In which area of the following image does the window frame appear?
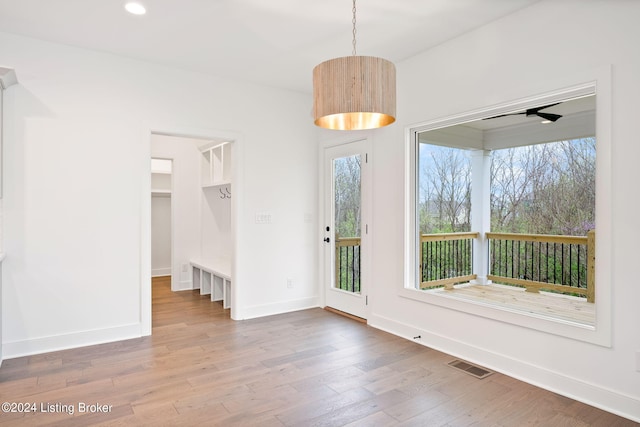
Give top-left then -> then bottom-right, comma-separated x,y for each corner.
402,80 -> 612,347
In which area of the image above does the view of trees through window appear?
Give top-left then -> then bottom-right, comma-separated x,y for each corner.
418,138 -> 596,236
334,155 -> 361,239
491,138 -> 595,235
333,154 -> 361,293
418,145 -> 471,234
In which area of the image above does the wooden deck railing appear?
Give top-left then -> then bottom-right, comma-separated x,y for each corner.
486,230 -> 595,302
335,237 -> 361,293
420,232 -> 479,290
338,230 -> 596,303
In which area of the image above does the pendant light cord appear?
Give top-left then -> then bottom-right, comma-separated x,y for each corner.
352,0 -> 357,56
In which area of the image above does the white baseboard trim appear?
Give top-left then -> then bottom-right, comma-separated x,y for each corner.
235,296 -> 319,320
2,323 -> 143,360
368,313 -> 640,423
152,268 -> 171,277
174,280 -> 193,291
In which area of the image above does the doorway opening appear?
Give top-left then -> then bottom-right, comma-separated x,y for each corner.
143,130 -> 238,334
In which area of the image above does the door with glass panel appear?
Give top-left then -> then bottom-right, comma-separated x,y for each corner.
323,140 -> 368,319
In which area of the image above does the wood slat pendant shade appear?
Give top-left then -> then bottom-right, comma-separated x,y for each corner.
313,56 -> 396,130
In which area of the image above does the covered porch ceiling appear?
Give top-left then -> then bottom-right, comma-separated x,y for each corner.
419,94 -> 596,151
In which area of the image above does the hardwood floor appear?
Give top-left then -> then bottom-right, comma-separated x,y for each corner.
0,276 -> 636,426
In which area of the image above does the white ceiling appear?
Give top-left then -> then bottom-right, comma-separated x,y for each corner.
0,0 -> 539,94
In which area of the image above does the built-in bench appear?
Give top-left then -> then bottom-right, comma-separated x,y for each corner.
190,259 -> 231,309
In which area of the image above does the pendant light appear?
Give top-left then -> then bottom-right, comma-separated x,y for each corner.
313,0 -> 396,130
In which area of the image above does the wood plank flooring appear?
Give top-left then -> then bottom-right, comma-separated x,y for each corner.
0,276 -> 636,426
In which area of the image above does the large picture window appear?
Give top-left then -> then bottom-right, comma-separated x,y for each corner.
403,84 -> 612,346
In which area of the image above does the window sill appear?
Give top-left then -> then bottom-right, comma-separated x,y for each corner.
398,285 -> 610,347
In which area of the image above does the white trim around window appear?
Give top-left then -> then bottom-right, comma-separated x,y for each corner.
402,72 -> 612,347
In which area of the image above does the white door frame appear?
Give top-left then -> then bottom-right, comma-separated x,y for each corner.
319,134 -> 372,320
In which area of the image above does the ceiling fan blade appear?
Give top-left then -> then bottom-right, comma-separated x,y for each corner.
483,112 -> 525,120
536,112 -> 562,122
483,102 -> 563,121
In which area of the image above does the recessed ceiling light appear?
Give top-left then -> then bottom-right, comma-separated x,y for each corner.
125,2 -> 146,15
541,120 -> 552,124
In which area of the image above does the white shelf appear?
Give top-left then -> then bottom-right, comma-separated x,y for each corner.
151,158 -> 172,175
201,141 -> 232,188
151,169 -> 171,174
151,189 -> 171,197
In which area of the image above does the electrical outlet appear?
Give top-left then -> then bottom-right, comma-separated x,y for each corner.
287,278 -> 294,289
182,264 -> 188,273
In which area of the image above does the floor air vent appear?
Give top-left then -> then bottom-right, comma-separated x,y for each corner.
447,359 -> 494,379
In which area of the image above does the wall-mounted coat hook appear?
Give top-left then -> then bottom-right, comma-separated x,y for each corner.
219,187 -> 231,199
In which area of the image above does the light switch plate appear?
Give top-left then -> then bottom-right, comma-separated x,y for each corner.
255,212 -> 272,224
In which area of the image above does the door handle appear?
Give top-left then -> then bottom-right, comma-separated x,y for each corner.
323,237 -> 331,243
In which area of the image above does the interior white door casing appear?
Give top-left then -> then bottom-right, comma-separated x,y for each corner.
321,138 -> 371,320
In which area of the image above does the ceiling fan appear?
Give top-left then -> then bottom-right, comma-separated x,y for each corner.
484,103 -> 562,122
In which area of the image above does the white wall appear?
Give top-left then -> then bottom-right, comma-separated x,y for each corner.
364,0 -> 640,421
201,184 -> 232,265
0,31 -> 318,357
0,88 -> 3,364
151,195 -> 171,277
0,91 -> 3,252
